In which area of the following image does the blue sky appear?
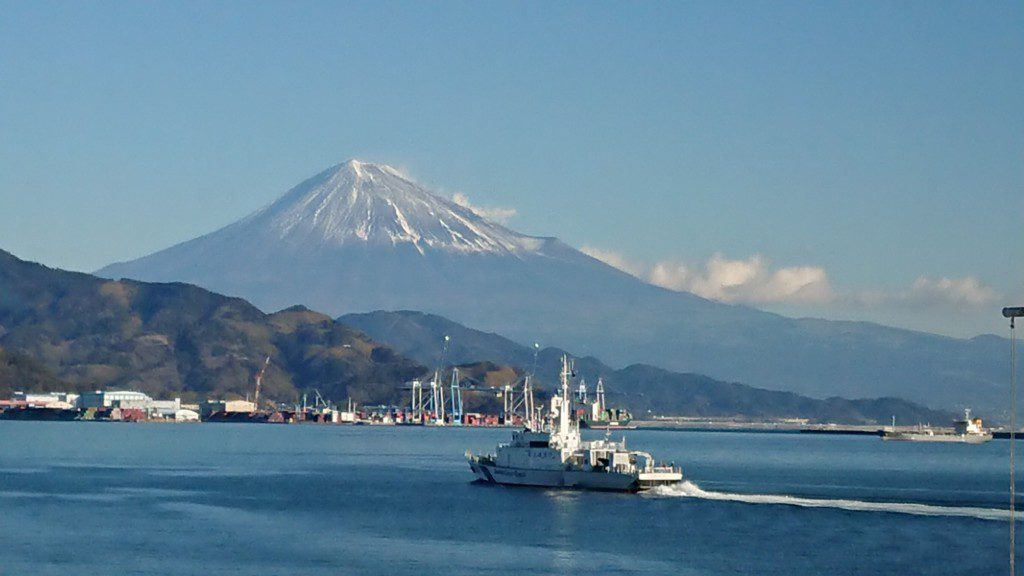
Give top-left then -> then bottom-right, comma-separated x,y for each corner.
1,1 -> 1021,337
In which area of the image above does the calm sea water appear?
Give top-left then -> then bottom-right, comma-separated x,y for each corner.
0,422 -> 1019,575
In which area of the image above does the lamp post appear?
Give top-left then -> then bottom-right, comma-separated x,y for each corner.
1004,306 -> 1024,576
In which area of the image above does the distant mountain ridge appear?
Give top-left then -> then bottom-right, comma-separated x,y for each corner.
97,160 -> 1008,413
340,310 -> 955,425
0,249 -> 955,424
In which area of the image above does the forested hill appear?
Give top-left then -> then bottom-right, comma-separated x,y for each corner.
0,249 -> 424,404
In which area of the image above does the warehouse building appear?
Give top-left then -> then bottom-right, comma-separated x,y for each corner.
78,390 -> 153,410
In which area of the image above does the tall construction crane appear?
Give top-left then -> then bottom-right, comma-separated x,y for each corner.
431,335 -> 451,425
595,377 -> 607,414
253,355 -> 271,411
448,368 -> 463,425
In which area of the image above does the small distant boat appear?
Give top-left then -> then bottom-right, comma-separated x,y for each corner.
466,356 -> 682,491
882,409 -> 993,444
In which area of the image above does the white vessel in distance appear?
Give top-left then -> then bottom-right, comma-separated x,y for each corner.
466,355 -> 683,491
882,408 -> 993,444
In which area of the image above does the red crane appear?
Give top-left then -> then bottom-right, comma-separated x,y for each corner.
253,356 -> 271,411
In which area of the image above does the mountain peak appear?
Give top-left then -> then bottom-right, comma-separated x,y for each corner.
240,160 -> 543,256
335,158 -> 406,181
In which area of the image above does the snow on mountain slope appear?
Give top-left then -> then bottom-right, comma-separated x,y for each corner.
236,159 -> 543,256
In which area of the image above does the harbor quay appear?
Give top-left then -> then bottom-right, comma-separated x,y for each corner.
0,389 -> 525,427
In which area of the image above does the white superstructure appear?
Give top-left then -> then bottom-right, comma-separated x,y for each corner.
466,355 -> 682,491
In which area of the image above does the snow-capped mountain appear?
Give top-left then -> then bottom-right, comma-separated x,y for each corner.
98,158 -> 613,339
241,160 -> 542,255
97,160 -> 1006,412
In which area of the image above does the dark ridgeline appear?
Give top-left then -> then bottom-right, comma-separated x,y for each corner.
341,310 -> 955,425
0,249 -> 425,405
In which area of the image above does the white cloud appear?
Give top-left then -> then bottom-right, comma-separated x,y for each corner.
581,247 -> 1000,312
580,246 -> 648,278
904,276 -> 1000,307
842,276 -> 1000,310
649,254 -> 836,305
583,249 -> 835,305
451,193 -> 517,224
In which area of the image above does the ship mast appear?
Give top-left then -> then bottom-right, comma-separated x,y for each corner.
558,355 -> 572,439
520,375 -> 536,430
526,342 -> 540,429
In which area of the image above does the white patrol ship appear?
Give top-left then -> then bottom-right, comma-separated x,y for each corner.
466,355 -> 683,491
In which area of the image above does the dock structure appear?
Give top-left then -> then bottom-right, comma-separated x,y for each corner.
407,379 -> 425,424
503,375 -> 537,428
449,368 -> 463,426
430,376 -> 446,425
502,383 -> 514,425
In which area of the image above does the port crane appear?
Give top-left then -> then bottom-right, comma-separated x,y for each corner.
403,338 -> 546,426
407,379 -> 425,424
500,342 -> 541,427
407,369 -> 448,425
253,355 -> 271,411
406,370 -> 540,426
574,378 -> 609,411
413,335 -> 451,424
313,389 -> 330,410
449,368 -> 463,426
300,389 -> 332,412
499,375 -> 538,428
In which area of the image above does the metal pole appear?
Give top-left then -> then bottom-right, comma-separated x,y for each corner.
1004,307 -> 1024,576
1012,316 -> 1017,576
531,342 -> 540,378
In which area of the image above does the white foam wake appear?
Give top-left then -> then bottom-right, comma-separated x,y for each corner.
648,480 -> 1020,522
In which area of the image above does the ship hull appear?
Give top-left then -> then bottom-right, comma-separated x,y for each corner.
580,415 -> 633,430
468,458 -> 680,492
470,461 -> 640,491
882,432 -> 993,444
579,422 -> 637,430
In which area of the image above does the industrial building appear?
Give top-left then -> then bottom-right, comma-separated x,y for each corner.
78,390 -> 153,410
11,391 -> 78,408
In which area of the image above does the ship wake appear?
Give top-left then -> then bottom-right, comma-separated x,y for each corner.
647,480 -> 1020,522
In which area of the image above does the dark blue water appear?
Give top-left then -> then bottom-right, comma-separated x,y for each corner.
0,422 -> 1019,575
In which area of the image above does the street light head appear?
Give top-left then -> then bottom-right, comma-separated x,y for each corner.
1004,307 -> 1024,318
